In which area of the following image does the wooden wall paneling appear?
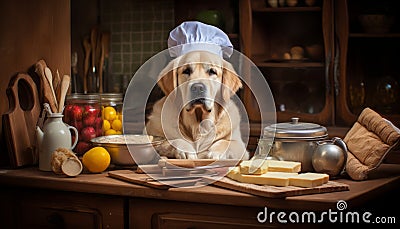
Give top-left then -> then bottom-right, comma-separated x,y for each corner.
0,0 -> 71,164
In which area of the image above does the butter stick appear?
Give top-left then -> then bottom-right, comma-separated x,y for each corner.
289,173 -> 329,188
227,167 -> 297,187
239,159 -> 268,175
267,160 -> 301,173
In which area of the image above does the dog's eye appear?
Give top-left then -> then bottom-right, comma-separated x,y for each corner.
182,68 -> 192,75
208,68 -> 217,76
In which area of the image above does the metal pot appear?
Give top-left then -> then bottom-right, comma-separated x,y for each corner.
261,117 -> 328,172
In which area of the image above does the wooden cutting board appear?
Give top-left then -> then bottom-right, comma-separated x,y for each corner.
2,73 -> 41,168
202,176 -> 349,198
108,170 -> 201,189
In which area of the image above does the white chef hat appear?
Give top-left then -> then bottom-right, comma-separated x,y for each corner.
168,21 -> 233,58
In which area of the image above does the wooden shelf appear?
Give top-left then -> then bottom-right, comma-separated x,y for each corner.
349,33 -> 400,38
253,6 -> 321,13
256,61 -> 324,68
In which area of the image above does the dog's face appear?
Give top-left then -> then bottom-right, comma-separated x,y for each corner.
158,51 -> 242,115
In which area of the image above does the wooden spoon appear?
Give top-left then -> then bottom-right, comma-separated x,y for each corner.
35,60 -> 57,113
58,75 -> 71,113
54,69 -> 61,100
98,33 -> 105,93
44,67 -> 58,110
90,26 -> 98,92
83,36 -> 91,93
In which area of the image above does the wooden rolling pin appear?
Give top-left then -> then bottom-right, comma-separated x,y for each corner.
158,158 -> 241,168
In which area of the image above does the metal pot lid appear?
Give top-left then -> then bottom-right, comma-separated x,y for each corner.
263,117 -> 328,140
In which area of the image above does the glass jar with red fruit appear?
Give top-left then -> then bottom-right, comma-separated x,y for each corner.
64,93 -> 102,155
101,93 -> 124,136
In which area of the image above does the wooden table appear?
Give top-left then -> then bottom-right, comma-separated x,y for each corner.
0,164 -> 399,228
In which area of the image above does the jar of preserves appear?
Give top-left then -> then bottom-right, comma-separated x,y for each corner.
64,93 -> 102,155
101,93 -> 124,135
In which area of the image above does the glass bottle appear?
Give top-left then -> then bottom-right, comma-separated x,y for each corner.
101,93 -> 124,136
64,93 -> 102,155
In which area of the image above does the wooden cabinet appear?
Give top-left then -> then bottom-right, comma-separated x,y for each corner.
335,0 -> 400,126
0,188 -> 125,229
240,0 -> 335,126
130,198 -> 273,229
239,0 -> 400,145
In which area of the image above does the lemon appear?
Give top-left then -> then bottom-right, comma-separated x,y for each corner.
82,147 -> 110,173
103,106 -> 116,121
116,130 -> 122,135
105,129 -> 117,135
118,113 -> 123,121
102,120 -> 111,131
111,119 -> 122,131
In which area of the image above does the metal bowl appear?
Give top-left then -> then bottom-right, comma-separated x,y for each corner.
262,117 -> 328,172
91,135 -> 165,165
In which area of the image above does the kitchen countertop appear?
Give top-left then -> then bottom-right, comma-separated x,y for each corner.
0,164 -> 400,211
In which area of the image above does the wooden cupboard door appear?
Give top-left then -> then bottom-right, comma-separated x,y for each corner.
335,0 -> 400,127
239,0 -> 335,126
155,213 -> 273,229
18,204 -> 102,229
130,198 -> 277,229
10,189 -> 125,229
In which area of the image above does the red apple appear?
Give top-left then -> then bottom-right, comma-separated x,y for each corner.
83,105 -> 100,118
71,120 -> 83,133
83,116 -> 96,127
95,118 -> 103,136
74,141 -> 91,155
71,105 -> 83,121
80,126 -> 96,142
63,104 -> 74,123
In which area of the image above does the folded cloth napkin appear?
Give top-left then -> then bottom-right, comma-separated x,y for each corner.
344,108 -> 400,180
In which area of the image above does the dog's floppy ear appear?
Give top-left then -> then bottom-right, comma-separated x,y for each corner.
222,60 -> 243,102
158,58 -> 179,95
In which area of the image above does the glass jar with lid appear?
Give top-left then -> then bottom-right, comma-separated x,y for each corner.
64,93 -> 102,155
100,93 -> 124,136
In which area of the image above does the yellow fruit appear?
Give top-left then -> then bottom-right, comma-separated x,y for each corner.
105,129 -> 117,135
111,119 -> 122,131
103,106 -> 117,121
102,120 -> 111,131
82,147 -> 110,173
116,130 -> 122,135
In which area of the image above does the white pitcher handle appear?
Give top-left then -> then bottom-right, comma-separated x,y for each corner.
69,126 -> 79,149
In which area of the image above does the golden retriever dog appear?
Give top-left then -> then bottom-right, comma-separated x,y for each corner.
145,51 -> 249,160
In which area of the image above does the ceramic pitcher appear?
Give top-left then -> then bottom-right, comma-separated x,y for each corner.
36,113 -> 78,171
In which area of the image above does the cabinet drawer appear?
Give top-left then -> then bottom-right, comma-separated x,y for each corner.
10,189 -> 125,229
18,203 -> 101,228
130,198 -> 276,229
155,213 -> 272,229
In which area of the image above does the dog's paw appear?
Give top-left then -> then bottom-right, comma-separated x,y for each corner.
174,150 -> 197,159
197,151 -> 226,159
158,139 -> 197,159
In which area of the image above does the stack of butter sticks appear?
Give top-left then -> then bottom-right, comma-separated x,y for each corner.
227,159 -> 329,188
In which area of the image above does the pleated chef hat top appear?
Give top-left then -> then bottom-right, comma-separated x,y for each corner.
168,21 -> 233,58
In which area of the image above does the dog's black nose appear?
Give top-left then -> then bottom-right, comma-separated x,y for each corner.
191,83 -> 206,97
